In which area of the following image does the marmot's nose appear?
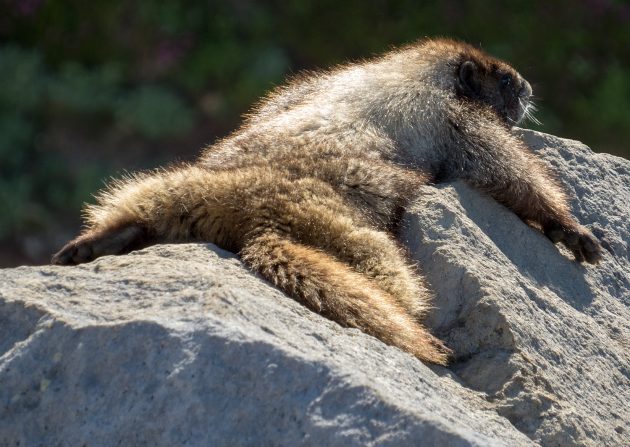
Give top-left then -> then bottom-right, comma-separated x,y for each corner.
519,80 -> 533,99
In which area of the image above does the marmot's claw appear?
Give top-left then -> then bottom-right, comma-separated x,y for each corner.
51,224 -> 147,266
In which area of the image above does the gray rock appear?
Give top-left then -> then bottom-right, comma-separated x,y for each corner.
401,129 -> 630,446
0,129 -> 628,446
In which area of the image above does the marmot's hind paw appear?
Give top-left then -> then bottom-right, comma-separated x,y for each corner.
545,222 -> 603,264
52,224 -> 148,266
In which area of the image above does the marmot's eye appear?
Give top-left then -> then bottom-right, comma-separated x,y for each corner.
500,74 -> 512,87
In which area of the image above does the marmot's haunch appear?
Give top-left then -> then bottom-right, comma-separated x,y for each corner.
52,39 -> 602,365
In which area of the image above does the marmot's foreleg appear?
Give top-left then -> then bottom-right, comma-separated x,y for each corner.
459,127 -> 602,263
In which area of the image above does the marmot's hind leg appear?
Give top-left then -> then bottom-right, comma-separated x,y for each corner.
52,165 -> 217,265
52,223 -> 150,265
241,232 -> 451,365
238,185 -> 451,364
284,202 -> 431,319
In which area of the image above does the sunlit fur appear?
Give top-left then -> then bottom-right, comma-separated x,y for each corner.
53,38 -> 602,365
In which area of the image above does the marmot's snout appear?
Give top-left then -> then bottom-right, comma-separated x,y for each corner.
519,80 -> 533,99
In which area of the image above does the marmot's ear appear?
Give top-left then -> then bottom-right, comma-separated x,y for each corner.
457,61 -> 480,96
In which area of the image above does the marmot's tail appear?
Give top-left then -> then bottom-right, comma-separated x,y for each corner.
241,232 -> 451,365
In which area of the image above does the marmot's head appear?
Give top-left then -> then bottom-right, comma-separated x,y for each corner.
397,39 -> 536,126
453,45 -> 534,125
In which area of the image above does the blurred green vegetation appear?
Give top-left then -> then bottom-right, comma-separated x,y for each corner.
0,0 -> 628,265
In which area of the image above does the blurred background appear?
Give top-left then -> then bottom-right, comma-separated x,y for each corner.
1,0 -> 629,267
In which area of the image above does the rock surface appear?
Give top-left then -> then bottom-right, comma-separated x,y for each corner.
1,129 -> 628,446
402,129 -> 630,446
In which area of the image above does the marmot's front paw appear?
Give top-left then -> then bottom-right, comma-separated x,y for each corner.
544,222 -> 603,264
52,224 -> 147,266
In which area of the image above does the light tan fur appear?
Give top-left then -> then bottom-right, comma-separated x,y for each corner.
52,39 -> 602,365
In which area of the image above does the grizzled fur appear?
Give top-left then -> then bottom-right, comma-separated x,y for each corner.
53,39 -> 602,364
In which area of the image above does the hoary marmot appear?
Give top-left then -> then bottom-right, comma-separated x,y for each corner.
52,39 -> 602,365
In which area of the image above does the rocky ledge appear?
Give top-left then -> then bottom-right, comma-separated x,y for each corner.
1,130 -> 628,446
